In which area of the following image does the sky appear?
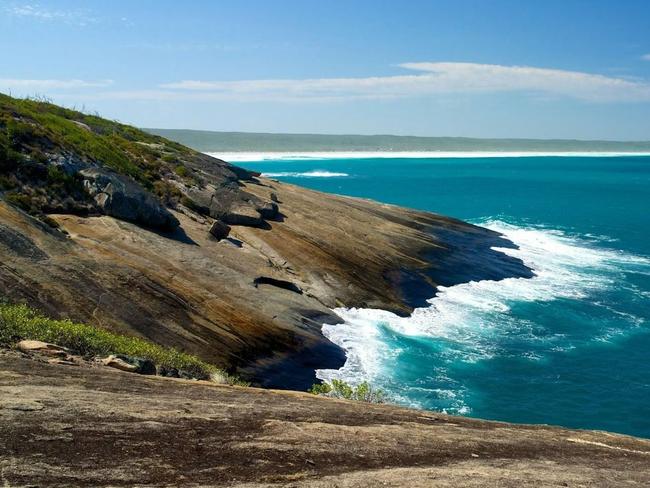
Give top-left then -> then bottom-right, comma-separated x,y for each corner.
1,0 -> 650,140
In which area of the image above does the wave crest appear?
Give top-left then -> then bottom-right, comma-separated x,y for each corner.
262,170 -> 349,178
316,219 -> 650,413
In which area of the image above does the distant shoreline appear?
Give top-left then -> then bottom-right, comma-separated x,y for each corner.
208,151 -> 650,162
145,128 -> 650,154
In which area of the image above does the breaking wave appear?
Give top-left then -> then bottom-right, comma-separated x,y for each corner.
262,170 -> 349,178
210,151 -> 650,162
316,219 -> 650,413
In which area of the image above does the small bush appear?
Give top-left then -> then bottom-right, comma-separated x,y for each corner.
309,379 -> 384,403
0,302 -> 248,386
153,180 -> 182,204
174,164 -> 188,177
4,191 -> 36,212
0,174 -> 18,190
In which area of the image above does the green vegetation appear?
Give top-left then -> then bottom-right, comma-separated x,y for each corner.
0,93 -> 200,220
174,164 -> 188,177
310,379 -> 384,403
0,94 -> 192,187
0,302 -> 248,386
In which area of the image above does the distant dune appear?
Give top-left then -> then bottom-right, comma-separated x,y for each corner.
145,128 -> 650,153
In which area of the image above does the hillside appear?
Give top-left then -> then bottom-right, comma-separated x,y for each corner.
0,93 -> 532,387
145,128 -> 650,153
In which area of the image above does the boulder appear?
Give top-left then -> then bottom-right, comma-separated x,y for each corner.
257,201 -> 279,220
101,354 -> 157,375
156,365 -> 180,378
101,355 -> 138,373
209,220 -> 231,240
221,203 -> 265,227
80,168 -> 179,231
185,184 -> 280,228
17,340 -> 68,357
130,357 -> 157,375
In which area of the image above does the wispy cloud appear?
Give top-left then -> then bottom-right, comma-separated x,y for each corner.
5,3 -> 97,26
153,62 -> 650,103
6,63 -> 650,105
0,79 -> 113,91
642,54 -> 650,61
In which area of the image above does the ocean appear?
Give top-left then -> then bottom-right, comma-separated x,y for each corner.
229,153 -> 650,438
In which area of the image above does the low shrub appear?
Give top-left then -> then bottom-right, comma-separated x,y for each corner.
4,191 -> 36,212
0,302 -> 248,386
174,164 -> 188,177
153,180 -> 181,204
310,379 -> 384,403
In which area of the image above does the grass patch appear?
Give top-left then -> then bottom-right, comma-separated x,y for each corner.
0,302 -> 248,386
0,92 -> 199,194
174,164 -> 188,177
310,379 -> 384,403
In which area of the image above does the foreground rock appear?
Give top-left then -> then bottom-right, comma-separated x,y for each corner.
1,351 -> 648,487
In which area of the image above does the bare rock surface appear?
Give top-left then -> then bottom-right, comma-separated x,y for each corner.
0,175 -> 532,388
0,351 -> 648,487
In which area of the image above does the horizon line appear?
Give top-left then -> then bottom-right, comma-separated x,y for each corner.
145,127 -> 650,144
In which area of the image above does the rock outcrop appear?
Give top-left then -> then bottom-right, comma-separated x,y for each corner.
187,184 -> 279,228
80,168 -> 180,231
0,93 -> 277,235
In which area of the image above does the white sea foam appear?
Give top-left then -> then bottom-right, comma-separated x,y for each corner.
208,151 -> 650,162
316,219 -> 650,411
262,170 -> 349,178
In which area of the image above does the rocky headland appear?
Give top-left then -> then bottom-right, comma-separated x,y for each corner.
0,93 -> 533,389
1,93 -> 647,486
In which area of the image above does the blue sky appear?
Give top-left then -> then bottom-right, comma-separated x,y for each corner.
1,0 -> 650,139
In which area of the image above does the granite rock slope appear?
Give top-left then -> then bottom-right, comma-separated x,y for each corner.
1,351 -> 649,487
0,93 -> 531,386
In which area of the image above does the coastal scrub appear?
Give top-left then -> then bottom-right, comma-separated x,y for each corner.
0,302 -> 248,385
310,379 -> 384,403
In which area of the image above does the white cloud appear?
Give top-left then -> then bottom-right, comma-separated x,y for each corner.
642,54 -> 650,61
6,3 -> 97,26
13,63 -> 650,105
0,79 -> 113,91
155,62 -> 650,103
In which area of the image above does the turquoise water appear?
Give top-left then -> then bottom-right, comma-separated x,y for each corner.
238,155 -> 650,438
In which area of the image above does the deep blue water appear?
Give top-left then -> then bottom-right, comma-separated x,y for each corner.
238,155 -> 650,438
